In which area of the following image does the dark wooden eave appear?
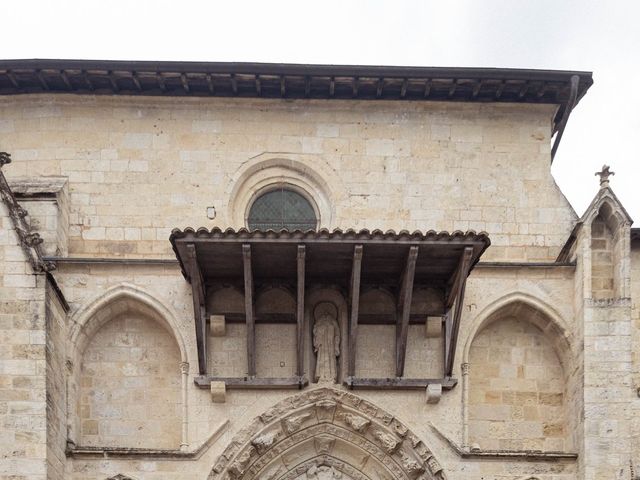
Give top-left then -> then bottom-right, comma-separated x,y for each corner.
171,227 -> 490,386
0,59 -> 592,133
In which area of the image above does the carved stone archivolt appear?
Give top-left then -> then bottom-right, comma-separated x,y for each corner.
209,387 -> 447,480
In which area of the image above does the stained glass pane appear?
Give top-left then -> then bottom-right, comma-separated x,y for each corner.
248,188 -> 317,231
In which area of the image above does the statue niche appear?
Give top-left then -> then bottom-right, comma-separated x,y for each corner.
312,302 -> 340,383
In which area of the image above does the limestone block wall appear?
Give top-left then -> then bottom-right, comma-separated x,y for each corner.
631,243 -> 640,472
468,317 -> 566,451
78,313 -> 182,449
45,281 -> 68,480
0,95 -> 577,262
0,202 -> 48,479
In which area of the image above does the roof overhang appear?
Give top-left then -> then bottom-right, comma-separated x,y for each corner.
0,59 -> 592,133
170,227 -> 490,390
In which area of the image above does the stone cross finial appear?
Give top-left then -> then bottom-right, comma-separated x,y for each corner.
595,164 -> 615,188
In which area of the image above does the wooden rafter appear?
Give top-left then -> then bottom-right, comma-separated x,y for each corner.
82,71 -> 94,91
444,247 -> 473,376
5,70 -> 19,88
280,76 -> 286,97
329,76 -> 335,97
395,246 -> 418,377
186,244 -> 207,375
400,78 -> 408,98
36,71 -> 49,90
230,74 -> 238,95
347,245 -> 363,377
60,70 -> 72,90
242,244 -> 256,376
296,245 -> 306,377
423,79 -> 432,98
206,73 -> 214,94
472,80 -> 482,99
376,77 -> 384,98
131,72 -> 142,91
157,73 -> 166,92
180,73 -> 190,93
255,75 -> 261,96
304,76 -> 311,97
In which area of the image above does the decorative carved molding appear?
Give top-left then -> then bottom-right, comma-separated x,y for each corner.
0,152 -> 55,272
209,387 -> 448,480
106,475 -> 136,480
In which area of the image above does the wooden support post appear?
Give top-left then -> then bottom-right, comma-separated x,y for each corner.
186,244 -> 207,375
395,246 -> 418,377
296,245 -> 306,377
242,244 -> 256,377
347,245 -> 363,378
444,247 -> 473,376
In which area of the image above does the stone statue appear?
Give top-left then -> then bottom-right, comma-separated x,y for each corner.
313,302 -> 340,383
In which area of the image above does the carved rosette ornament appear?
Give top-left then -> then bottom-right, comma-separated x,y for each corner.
208,387 -> 448,480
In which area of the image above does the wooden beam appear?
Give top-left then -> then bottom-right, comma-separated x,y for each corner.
423,79 -> 432,98
242,244 -> 256,376
131,72 -> 142,91
345,376 -> 457,390
60,70 -> 72,90
36,71 -> 49,90
157,73 -> 166,92
230,74 -> 238,95
395,246 -> 418,377
82,71 -> 94,91
446,247 -> 474,309
296,245 -> 306,376
329,76 -> 335,97
280,75 -> 286,97
518,81 -> 529,98
5,70 -> 19,89
220,312 -> 444,325
495,80 -> 505,99
444,247 -> 473,376
448,80 -> 457,98
352,76 -> 359,97
255,75 -> 261,96
108,71 -> 119,92
194,375 -> 308,389
180,73 -> 190,93
186,244 -> 207,375
376,77 -> 384,98
347,245 -> 363,377
206,73 -> 214,94
472,80 -> 482,99
304,76 -> 311,97
400,78 -> 408,98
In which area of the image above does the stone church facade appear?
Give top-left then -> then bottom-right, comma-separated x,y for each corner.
0,60 -> 637,480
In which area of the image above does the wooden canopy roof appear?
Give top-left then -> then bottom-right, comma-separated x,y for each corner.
171,227 -> 490,389
0,59 -> 592,133
170,227 -> 489,287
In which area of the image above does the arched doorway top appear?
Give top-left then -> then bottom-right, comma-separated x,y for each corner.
209,387 -> 446,480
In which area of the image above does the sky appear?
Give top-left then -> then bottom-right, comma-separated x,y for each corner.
1,0 -> 638,220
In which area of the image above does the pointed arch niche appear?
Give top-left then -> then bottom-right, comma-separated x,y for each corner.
587,199 -> 631,300
208,387 -> 447,480
462,296 -> 573,453
67,285 -> 189,450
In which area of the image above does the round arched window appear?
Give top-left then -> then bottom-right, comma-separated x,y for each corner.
247,187 -> 317,231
